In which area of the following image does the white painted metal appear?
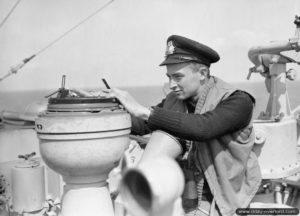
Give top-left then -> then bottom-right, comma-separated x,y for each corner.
253,119 -> 299,179
120,130 -> 184,216
36,108 -> 131,216
11,161 -> 45,213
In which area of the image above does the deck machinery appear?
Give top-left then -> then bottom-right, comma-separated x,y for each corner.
248,15 -> 300,208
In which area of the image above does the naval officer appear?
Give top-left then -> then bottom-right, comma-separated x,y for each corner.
104,35 -> 262,216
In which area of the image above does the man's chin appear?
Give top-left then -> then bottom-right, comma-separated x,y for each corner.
175,94 -> 186,100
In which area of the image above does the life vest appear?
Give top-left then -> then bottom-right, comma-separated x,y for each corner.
162,77 -> 262,216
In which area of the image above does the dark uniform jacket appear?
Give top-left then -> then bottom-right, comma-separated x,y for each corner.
132,77 -> 262,216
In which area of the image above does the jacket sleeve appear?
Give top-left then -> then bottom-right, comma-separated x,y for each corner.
130,98 -> 165,135
147,91 -> 254,141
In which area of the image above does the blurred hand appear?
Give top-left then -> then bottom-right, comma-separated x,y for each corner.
103,88 -> 151,120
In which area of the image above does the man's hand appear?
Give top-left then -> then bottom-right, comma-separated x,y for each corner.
103,88 -> 151,121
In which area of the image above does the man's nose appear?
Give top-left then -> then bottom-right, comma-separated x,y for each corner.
169,79 -> 177,89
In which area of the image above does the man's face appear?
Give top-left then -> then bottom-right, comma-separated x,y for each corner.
166,63 -> 202,100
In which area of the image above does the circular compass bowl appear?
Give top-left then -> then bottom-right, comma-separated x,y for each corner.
35,96 -> 131,216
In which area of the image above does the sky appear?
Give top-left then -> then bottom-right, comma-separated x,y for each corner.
0,0 -> 299,91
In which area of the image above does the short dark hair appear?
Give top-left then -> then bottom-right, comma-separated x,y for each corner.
190,62 -> 210,77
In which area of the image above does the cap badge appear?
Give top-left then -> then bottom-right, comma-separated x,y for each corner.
165,40 -> 175,56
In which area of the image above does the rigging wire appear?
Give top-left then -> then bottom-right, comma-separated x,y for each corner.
0,0 -> 22,30
0,0 -> 115,82
35,0 -> 114,56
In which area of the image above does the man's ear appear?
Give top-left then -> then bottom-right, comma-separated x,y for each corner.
199,68 -> 209,80
199,73 -> 205,81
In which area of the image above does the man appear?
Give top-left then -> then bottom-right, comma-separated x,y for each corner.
104,35 -> 262,215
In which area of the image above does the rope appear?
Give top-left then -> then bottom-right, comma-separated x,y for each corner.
0,0 -> 22,30
35,0 -> 115,56
186,77 -> 215,216
195,176 -> 206,216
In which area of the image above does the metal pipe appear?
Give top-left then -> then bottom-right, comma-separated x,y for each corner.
248,16 -> 300,67
140,130 -> 183,161
248,41 -> 294,65
289,188 -> 298,206
121,157 -> 184,216
283,186 -> 292,205
274,184 -> 283,204
120,130 -> 184,216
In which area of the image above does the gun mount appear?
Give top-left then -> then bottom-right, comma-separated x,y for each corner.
248,15 -> 300,121
249,16 -> 300,209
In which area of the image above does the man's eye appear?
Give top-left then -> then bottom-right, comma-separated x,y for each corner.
173,76 -> 182,81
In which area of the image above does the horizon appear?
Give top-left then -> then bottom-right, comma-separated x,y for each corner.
0,0 -> 299,91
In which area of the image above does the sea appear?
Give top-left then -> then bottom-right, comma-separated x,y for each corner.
0,80 -> 300,119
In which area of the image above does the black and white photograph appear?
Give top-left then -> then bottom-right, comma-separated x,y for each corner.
0,0 -> 300,215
